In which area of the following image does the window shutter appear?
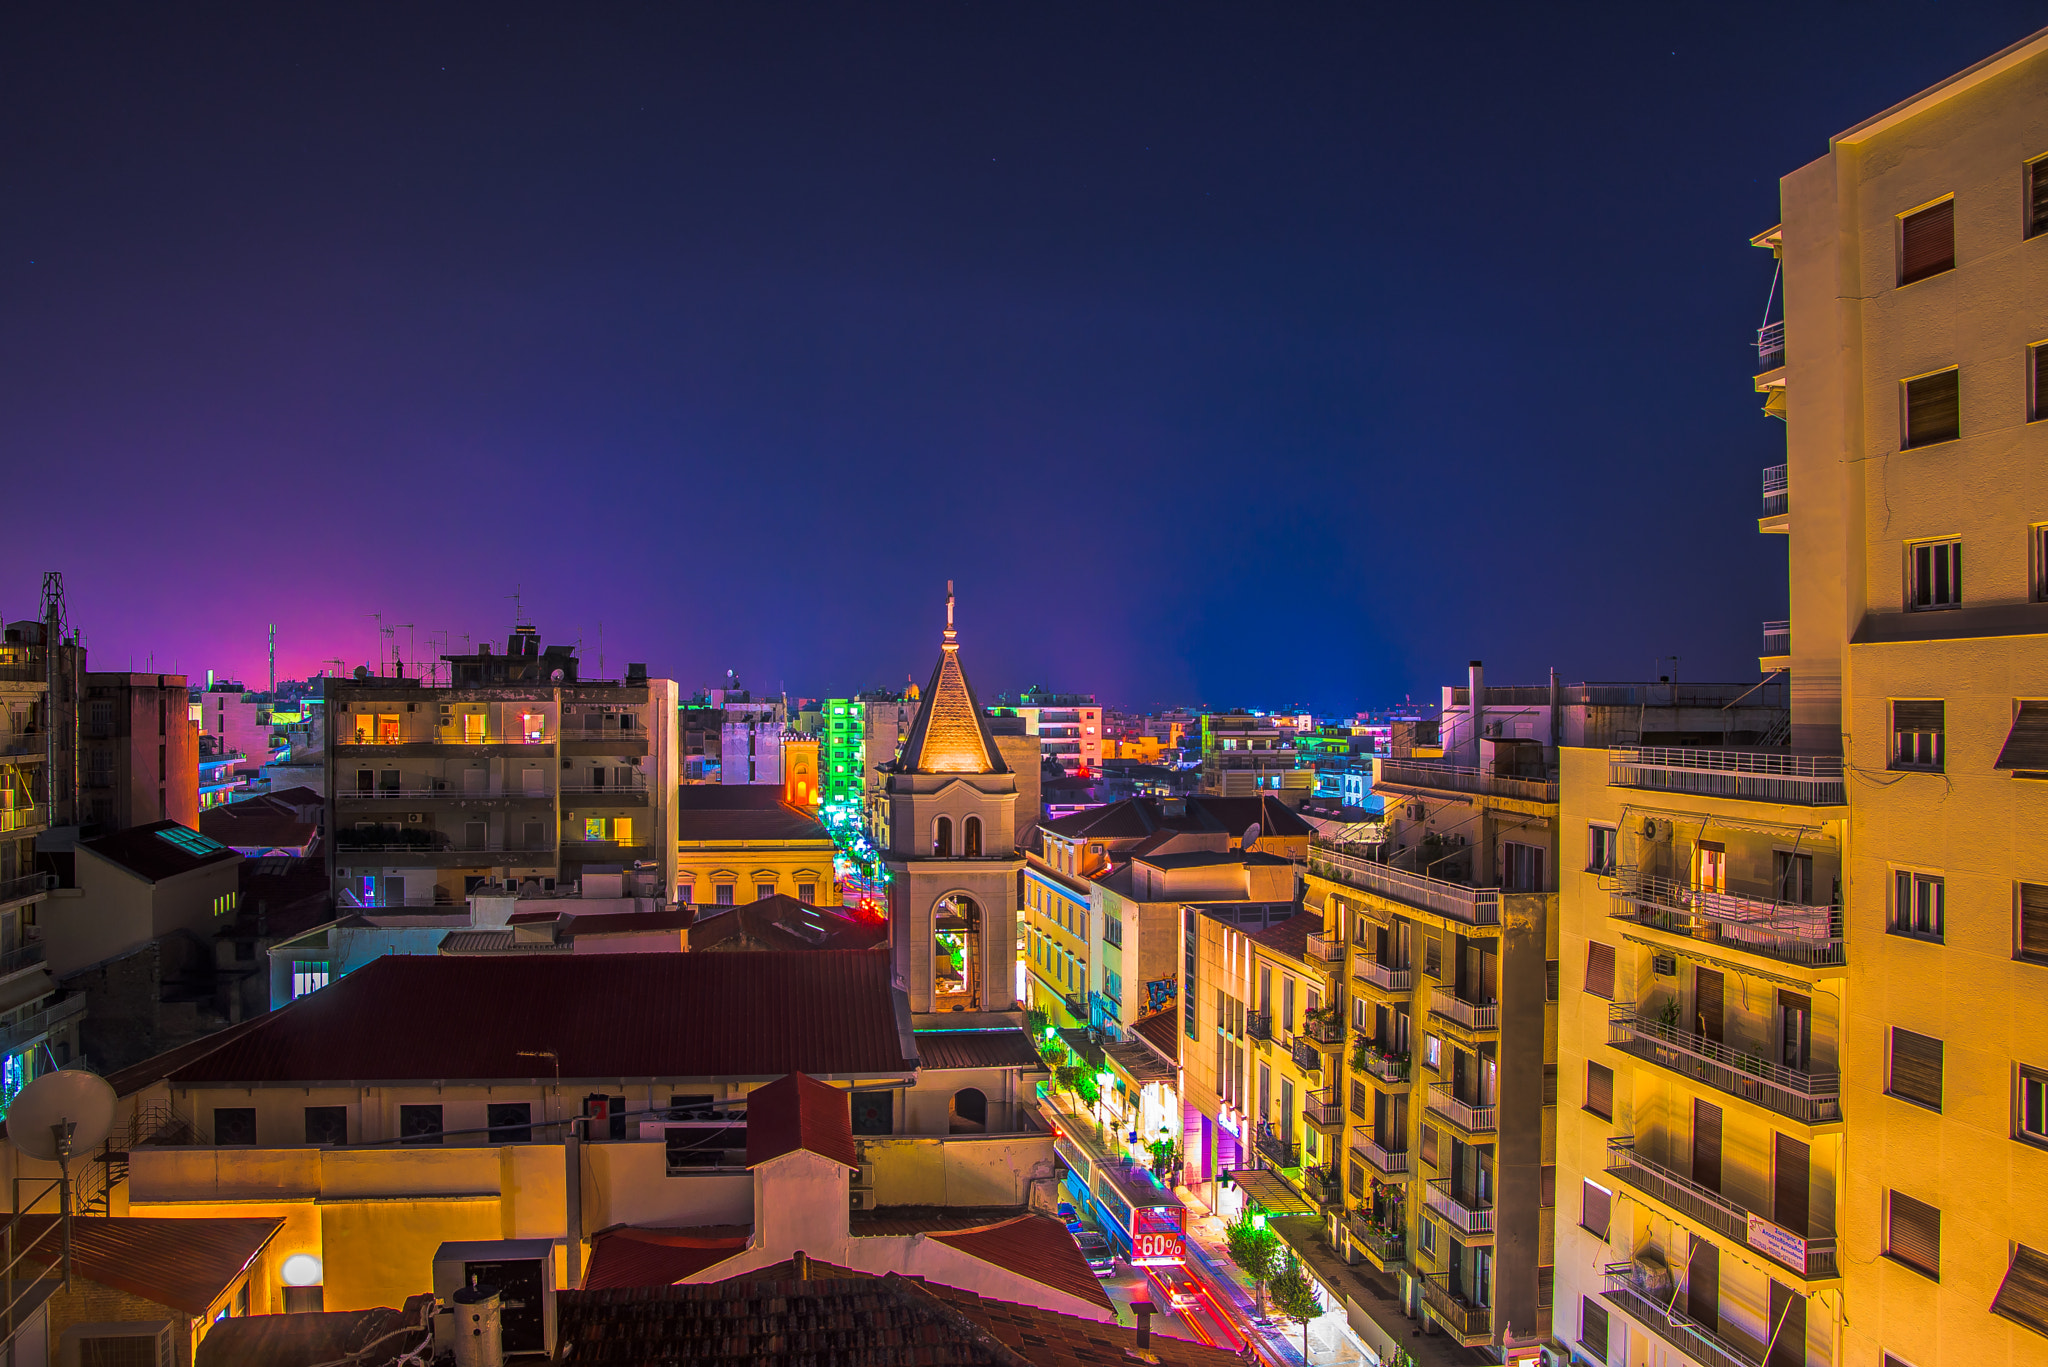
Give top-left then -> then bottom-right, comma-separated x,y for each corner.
1905,369 -> 1961,447
1901,200 -> 1955,283
2021,884 -> 2048,962
1994,701 -> 2048,772
1586,1061 -> 1614,1120
1889,1028 -> 1943,1110
1581,1180 -> 1611,1238
1887,1190 -> 1941,1277
1688,1240 -> 1720,1329
2033,161 -> 2048,239
1775,1133 -> 1811,1238
1580,1300 -> 1609,1359
1767,1281 -> 1806,1367
2037,345 -> 2048,421
1585,942 -> 1616,999
1991,1243 -> 2048,1339
1892,700 -> 1944,732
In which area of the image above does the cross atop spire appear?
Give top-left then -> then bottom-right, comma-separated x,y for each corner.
943,580 -> 957,650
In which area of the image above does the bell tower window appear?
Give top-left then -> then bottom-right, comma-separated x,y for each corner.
934,816 -> 953,858
963,816 -> 983,858
935,895 -> 981,1010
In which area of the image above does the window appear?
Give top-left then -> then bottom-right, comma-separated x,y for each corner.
2035,523 -> 2048,600
2021,1066 -> 2048,1147
1991,1243 -> 2048,1338
963,816 -> 982,858
755,883 -> 774,903
291,962 -> 329,999
1423,1034 -> 1442,1072
1903,368 -> 1961,449
1886,1189 -> 1941,1279
1585,1062 -> 1614,1121
1587,824 -> 1617,874
1580,1299 -> 1609,1360
488,1102 -> 533,1144
304,1106 -> 347,1145
1584,942 -> 1616,999
1543,1064 -> 1558,1107
715,884 -> 735,905
1899,199 -> 1955,285
1580,1179 -> 1612,1239
1907,537 -> 1962,608
2032,347 -> 2048,423
399,1104 -> 444,1146
1417,1213 -> 1436,1257
214,1108 -> 256,1145
1545,960 -> 1559,1002
933,816 -> 953,858
2020,884 -> 2048,964
1541,1165 -> 1556,1206
1892,871 -> 1944,941
1888,1028 -> 1943,1111
1891,701 -> 1944,770
2030,156 -> 2048,239
1420,1124 -> 1439,1169
1996,700 -> 2048,776
796,882 -> 815,904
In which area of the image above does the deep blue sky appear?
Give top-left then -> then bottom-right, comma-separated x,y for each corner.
3,5 -> 2041,711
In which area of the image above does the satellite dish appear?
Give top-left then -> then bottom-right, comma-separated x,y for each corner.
1242,823 -> 1262,850
550,668 -> 566,682
9,1069 -> 116,1162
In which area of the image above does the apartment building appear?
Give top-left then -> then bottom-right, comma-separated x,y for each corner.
1199,712 -> 1313,801
991,690 -> 1103,776
324,630 -> 679,908
82,673 -> 199,831
194,681 -> 280,770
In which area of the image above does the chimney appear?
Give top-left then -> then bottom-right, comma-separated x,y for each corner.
794,1250 -> 811,1280
1467,660 -> 1485,764
1131,1300 -> 1155,1350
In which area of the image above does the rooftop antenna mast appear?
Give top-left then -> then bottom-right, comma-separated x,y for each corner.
507,585 -> 526,629
392,624 -> 415,679
267,624 -> 276,695
40,572 -> 74,827
368,613 -> 385,676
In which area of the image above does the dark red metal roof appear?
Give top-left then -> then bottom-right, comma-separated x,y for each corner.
14,1216 -> 282,1315
929,1214 -> 1113,1311
582,1226 -> 749,1290
170,950 -> 914,1084
745,1071 -> 859,1169
912,1028 -> 1043,1071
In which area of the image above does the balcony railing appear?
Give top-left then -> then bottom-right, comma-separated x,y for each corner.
1349,1133 -> 1408,1175
1354,1045 -> 1411,1085
1762,618 -> 1789,654
1246,1011 -> 1274,1042
1420,1275 -> 1491,1342
1609,869 -> 1844,969
1290,1038 -> 1324,1073
1609,746 -> 1846,806
1424,1179 -> 1495,1237
1604,1264 -> 1761,1367
1302,1164 -> 1343,1207
0,806 -> 49,834
1605,1137 -> 1837,1279
1353,959 -> 1413,992
1609,1004 -> 1840,1124
1304,1089 -> 1343,1127
0,940 -> 47,977
1305,931 -> 1343,964
1756,321 -> 1785,371
560,782 -> 650,796
1309,842 -> 1501,927
0,995 -> 85,1056
1344,1213 -> 1404,1266
1255,1128 -> 1299,1170
1378,758 -> 1557,806
1302,1014 -> 1345,1046
336,841 -> 559,857
1429,988 -> 1499,1032
0,874 -> 52,908
1425,1084 -> 1496,1134
0,731 -> 44,758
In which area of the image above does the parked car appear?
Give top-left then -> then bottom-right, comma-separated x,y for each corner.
1057,1202 -> 1083,1233
1073,1229 -> 1116,1277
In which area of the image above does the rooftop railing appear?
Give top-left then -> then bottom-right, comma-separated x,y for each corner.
1309,842 -> 1500,927
1609,746 -> 1845,806
1609,1003 -> 1840,1124
1378,758 -> 1558,805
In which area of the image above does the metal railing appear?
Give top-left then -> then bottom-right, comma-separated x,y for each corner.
0,807 -> 49,834
1305,931 -> 1343,964
1302,1014 -> 1345,1046
1425,1179 -> 1495,1236
0,731 -> 43,758
1609,746 -> 1846,806
1605,1137 -> 1837,1278
1356,1048 -> 1412,1085
1302,1164 -> 1343,1206
0,996 -> 84,1056
1246,1011 -> 1274,1042
1608,869 -> 1844,969
1290,1038 -> 1324,1073
335,842 -> 559,856
1425,1084 -> 1496,1133
560,782 -> 650,795
344,733 -> 555,747
1353,959 -> 1412,992
1429,988 -> 1499,1032
1349,1133 -> 1408,1175
1756,321 -> 1785,369
1762,619 -> 1790,654
0,874 -> 52,908
1255,1128 -> 1299,1170
1604,1264 -> 1762,1367
1304,1089 -> 1343,1127
1378,758 -> 1557,805
1309,843 -> 1501,927
1344,1212 -> 1404,1265
1421,1275 -> 1491,1341
0,941 -> 47,977
1609,1004 -> 1840,1123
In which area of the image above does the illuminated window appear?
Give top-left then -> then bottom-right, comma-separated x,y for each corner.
463,713 -> 486,743
934,816 -> 953,858
613,817 -> 633,845
292,962 -> 330,999
585,817 -> 607,841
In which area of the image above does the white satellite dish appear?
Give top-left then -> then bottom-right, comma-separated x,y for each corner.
9,1069 -> 117,1162
1242,823 -> 1262,849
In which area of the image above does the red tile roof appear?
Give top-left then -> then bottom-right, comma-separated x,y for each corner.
928,1214 -> 1113,1311
169,951 -> 914,1084
745,1071 -> 858,1169
582,1226 -> 749,1290
13,1216 -> 281,1315
1244,910 -> 1322,960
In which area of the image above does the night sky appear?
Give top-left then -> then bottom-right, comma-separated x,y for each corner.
4,5 -> 2041,711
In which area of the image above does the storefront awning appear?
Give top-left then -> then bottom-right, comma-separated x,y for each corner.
1225,1167 -> 1317,1216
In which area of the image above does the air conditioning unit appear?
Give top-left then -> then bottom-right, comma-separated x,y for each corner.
849,1188 -> 876,1211
1653,954 -> 1677,977
852,1163 -> 875,1190
406,813 -> 425,824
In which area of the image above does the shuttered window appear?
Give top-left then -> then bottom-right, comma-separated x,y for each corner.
1887,1190 -> 1941,1279
1775,1133 -> 1811,1238
1420,1124 -> 1439,1169
1584,941 -> 1616,999
2034,345 -> 2048,423
1903,370 -> 1961,449
1580,1300 -> 1609,1359
1543,1063 -> 1558,1107
1994,701 -> 2048,774
1889,1028 -> 1944,1111
1767,1282 -> 1805,1367
1689,1240 -> 1720,1329
1581,1179 -> 1611,1239
1891,700 -> 1944,770
1992,1243 -> 2048,1339
2020,1065 -> 2048,1146
1900,199 -> 1955,284
2031,158 -> 2048,240
1585,1061 -> 1614,1121
2019,885 -> 2048,963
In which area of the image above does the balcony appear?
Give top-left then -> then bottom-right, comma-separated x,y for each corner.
1305,931 -> 1343,965
0,874 -> 52,909
1302,1164 -> 1343,1207
1605,1137 -> 1837,1281
1353,1043 -> 1412,1087
1344,1212 -> 1404,1268
0,730 -> 43,759
1762,618 -> 1789,655
1609,1004 -> 1840,1124
1246,1011 -> 1274,1042
1756,321 -> 1785,372
561,782 -> 651,801
0,806 -> 49,834
1290,1038 -> 1324,1073
1352,959 -> 1412,994
1604,1263 -> 1761,1367
1420,1275 -> 1491,1346
1255,1126 -> 1299,1171
0,939 -> 46,977
1303,1089 -> 1344,1131
1349,1133 -> 1409,1177
0,995 -> 84,1056
1377,758 -> 1557,806
1429,987 -> 1499,1033
1608,869 -> 1843,970
1609,746 -> 1845,807
1425,1085 -> 1496,1135
1424,1179 -> 1495,1239
1309,842 -> 1501,928
1301,1013 -> 1345,1047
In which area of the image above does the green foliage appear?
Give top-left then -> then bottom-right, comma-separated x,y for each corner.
1054,1064 -> 1084,1095
1224,1212 -> 1284,1294
1146,1138 -> 1182,1177
1267,1253 -> 1322,1325
1074,1069 -> 1101,1106
1656,996 -> 1682,1030
1024,1008 -> 1050,1038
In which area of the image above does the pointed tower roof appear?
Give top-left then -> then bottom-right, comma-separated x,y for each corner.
895,583 -> 1008,776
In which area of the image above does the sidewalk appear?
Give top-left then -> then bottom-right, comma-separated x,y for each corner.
1176,1185 -> 1308,1367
